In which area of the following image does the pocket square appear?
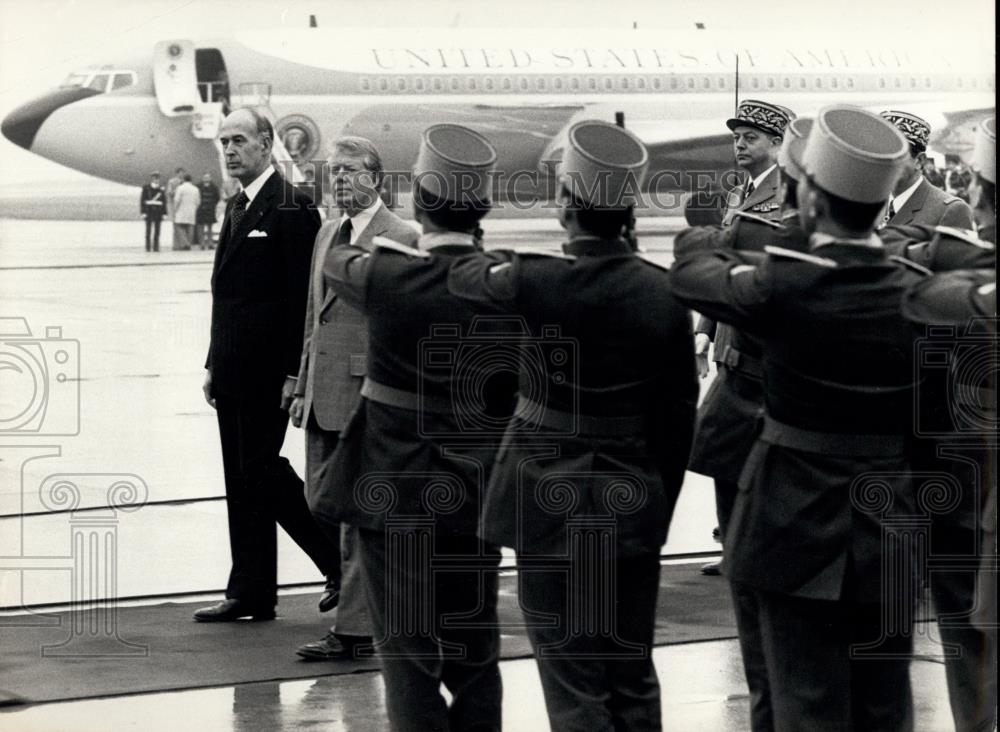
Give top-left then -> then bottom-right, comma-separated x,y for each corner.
247,229 -> 268,238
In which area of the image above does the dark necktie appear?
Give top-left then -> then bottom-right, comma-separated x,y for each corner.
744,180 -> 755,202
229,191 -> 249,233
334,218 -> 353,246
887,199 -> 897,220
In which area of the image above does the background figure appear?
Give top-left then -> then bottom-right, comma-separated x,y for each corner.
944,154 -> 973,202
292,136 -> 418,661
172,173 -> 200,251
139,171 -> 166,252
166,166 -> 185,249
195,107 -> 340,623
296,166 -> 323,213
922,156 -> 945,188
879,111 -> 973,229
196,173 -> 221,249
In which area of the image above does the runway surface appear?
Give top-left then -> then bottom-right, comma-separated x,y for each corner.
0,217 -> 963,730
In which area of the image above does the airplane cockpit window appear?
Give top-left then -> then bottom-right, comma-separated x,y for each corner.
86,74 -> 110,92
111,73 -> 136,90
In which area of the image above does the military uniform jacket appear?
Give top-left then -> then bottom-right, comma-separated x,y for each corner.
888,177 -> 974,229
313,232 -> 517,537
681,213 -> 807,483
447,237 -> 698,558
205,172 -> 319,397
670,236 -> 926,601
721,166 -> 783,226
295,204 -> 418,432
140,184 -> 166,220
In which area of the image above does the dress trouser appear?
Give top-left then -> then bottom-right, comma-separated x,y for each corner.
144,218 -> 161,251
519,553 -> 663,732
358,527 -> 502,732
304,419 -> 371,637
215,393 -> 339,607
755,589 -> 914,732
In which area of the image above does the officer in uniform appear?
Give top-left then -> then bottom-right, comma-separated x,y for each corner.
448,120 -> 698,732
674,115 -> 810,732
694,100 -> 793,574
899,117 -> 997,732
879,110 -> 974,230
316,124 -> 513,732
671,105 -> 924,731
139,171 -> 166,252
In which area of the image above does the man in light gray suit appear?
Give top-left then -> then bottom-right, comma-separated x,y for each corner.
290,136 -> 418,660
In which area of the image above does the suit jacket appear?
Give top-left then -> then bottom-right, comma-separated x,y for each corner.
295,202 -> 418,432
889,177 -> 974,228
206,171 -> 320,398
670,239 -> 925,602
448,238 -> 698,558
140,184 -> 166,220
721,166 -> 782,226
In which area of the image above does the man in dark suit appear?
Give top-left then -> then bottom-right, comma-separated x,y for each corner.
139,172 -> 166,252
194,107 -> 340,622
671,106 -> 923,730
880,110 -> 974,230
448,120 -> 697,732
291,136 -> 418,660
316,124 -> 514,731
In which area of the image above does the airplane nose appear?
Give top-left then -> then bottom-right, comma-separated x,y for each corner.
2,87 -> 101,150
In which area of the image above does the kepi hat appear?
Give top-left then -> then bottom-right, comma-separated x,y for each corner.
802,105 -> 909,204
726,99 -> 793,137
880,110 -> 931,151
558,120 -> 649,208
413,124 -> 497,204
972,117 -> 996,184
778,117 -> 813,182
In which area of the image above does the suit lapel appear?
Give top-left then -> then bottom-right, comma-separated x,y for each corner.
891,179 -> 928,226
317,206 -> 390,315
218,173 -> 280,272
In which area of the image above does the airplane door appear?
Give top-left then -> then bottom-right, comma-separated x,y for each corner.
153,40 -> 200,116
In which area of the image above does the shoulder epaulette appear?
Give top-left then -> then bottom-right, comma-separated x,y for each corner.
515,247 -> 575,260
734,210 -> 785,229
934,226 -> 996,250
373,236 -> 430,258
764,245 -> 837,268
888,255 -> 933,276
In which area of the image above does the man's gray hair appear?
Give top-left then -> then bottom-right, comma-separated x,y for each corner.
330,135 -> 384,188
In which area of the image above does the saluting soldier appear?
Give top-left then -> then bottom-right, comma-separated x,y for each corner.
316,124 -> 514,732
898,117 -> 997,732
675,115 -> 810,732
671,105 -> 924,731
879,110 -> 974,229
449,120 -> 697,732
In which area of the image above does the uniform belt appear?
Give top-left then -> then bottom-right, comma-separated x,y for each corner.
761,415 -> 904,457
515,395 -> 644,436
718,345 -> 762,378
360,377 -> 454,414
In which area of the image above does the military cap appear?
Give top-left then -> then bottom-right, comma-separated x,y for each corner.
726,99 -> 793,137
777,117 -> 813,181
972,117 -> 996,184
558,120 -> 648,208
802,105 -> 909,204
413,124 -> 497,203
880,110 -> 932,150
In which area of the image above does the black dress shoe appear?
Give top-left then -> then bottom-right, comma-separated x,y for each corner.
193,599 -> 276,622
296,631 -> 371,661
318,577 -> 340,613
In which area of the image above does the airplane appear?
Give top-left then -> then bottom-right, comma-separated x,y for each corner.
2,27 -> 995,203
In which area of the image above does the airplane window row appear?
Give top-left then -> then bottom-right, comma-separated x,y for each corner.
356,74 -> 994,94
60,70 -> 137,93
